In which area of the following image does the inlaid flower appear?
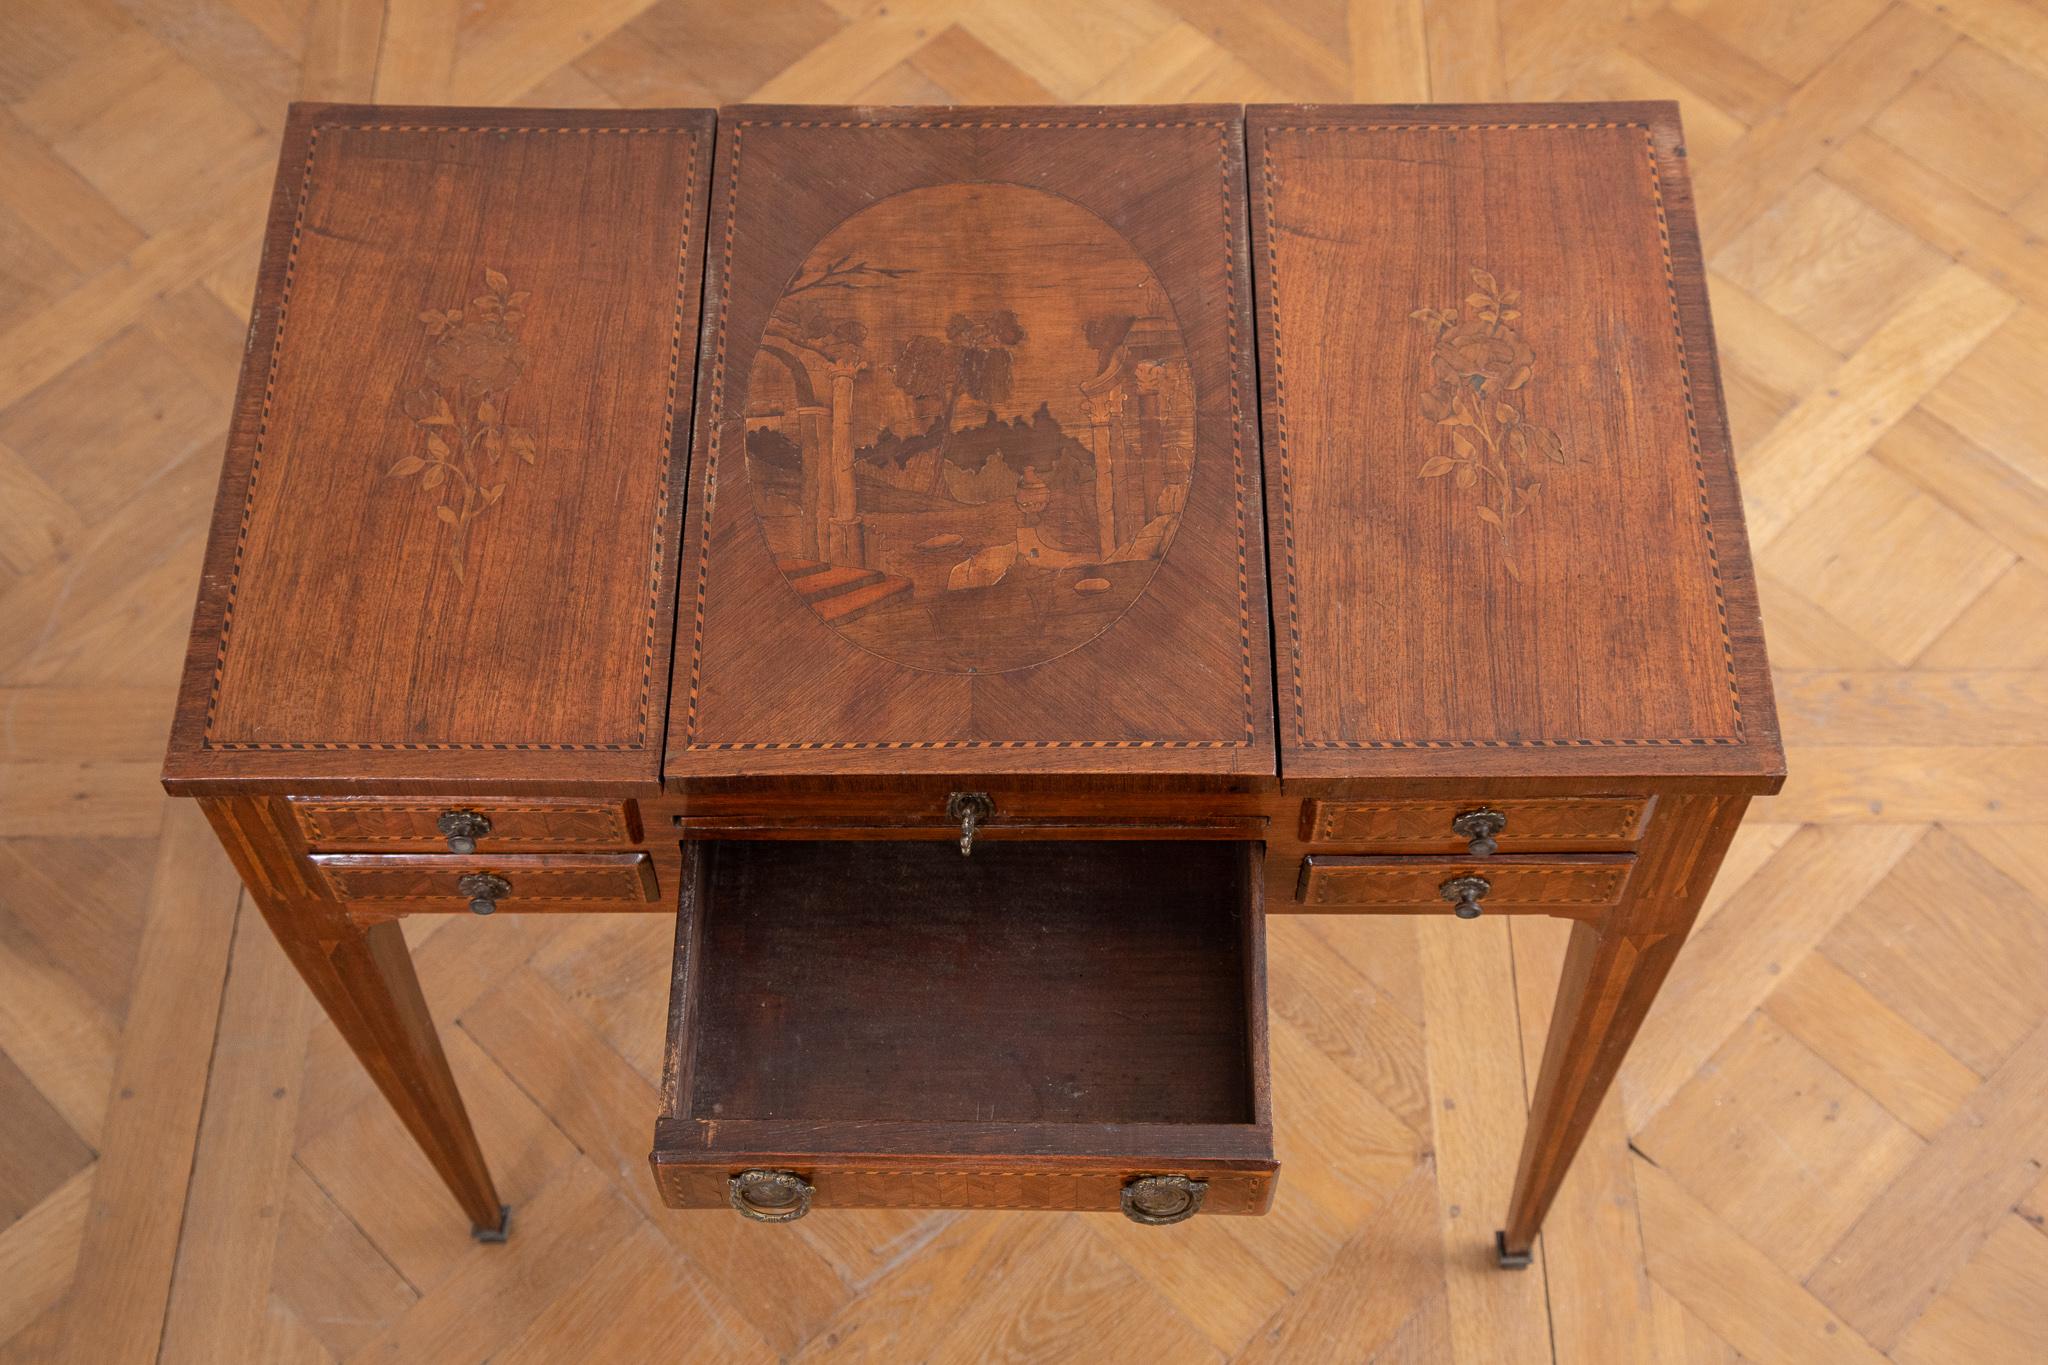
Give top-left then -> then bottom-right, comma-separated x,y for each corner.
1411,268 -> 1569,582
386,268 -> 542,582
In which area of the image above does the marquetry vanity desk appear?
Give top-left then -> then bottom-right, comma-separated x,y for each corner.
164,101 -> 1780,1264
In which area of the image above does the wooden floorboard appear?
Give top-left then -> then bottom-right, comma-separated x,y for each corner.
1,1 -> 2044,1359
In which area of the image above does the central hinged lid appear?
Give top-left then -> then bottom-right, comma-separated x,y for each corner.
664,106 -> 1273,786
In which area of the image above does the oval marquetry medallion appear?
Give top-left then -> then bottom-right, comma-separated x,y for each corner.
742,182 -> 1195,673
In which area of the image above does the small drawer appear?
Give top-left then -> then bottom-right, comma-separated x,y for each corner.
673,789 -> 1262,847
310,852 -> 658,913
1301,796 -> 1652,853
290,797 -> 640,852
1297,854 -> 1633,918
652,839 -> 1275,1221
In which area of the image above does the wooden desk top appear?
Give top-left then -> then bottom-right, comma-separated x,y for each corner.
163,101 -> 1781,801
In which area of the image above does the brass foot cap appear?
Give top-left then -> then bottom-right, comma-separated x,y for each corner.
472,1204 -> 512,1243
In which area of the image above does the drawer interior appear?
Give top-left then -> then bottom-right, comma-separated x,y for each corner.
681,839 -> 1257,1125
655,838 -> 1275,1217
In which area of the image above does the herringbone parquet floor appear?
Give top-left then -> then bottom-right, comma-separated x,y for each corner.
2,1 -> 2045,1361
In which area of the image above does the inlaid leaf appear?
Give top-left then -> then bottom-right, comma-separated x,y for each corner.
484,267 -> 510,293
422,463 -> 446,489
483,483 -> 505,504
436,505 -> 458,525
1470,267 -> 1497,294
1476,505 -> 1504,529
1455,464 -> 1477,489
385,456 -> 425,478
478,398 -> 498,425
1418,456 -> 1456,478
427,433 -> 451,458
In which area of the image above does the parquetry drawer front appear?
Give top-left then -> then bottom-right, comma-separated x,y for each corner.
1297,854 -> 1633,917
651,1149 -> 1275,1217
652,838 -> 1275,1220
1301,797 -> 1653,852
673,788 -> 1264,850
310,852 -> 658,912
290,798 -> 641,851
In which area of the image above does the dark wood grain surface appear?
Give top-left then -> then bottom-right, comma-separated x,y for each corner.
1249,102 -> 1781,787
164,104 -> 713,794
683,838 -> 1256,1124
665,106 -> 1272,783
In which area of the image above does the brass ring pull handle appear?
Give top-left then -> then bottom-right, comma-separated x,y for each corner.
729,1169 -> 814,1222
947,791 -> 994,857
1121,1174 -> 1207,1225
1440,874 -> 1491,920
457,872 -> 509,916
437,808 -> 492,853
1451,807 -> 1506,856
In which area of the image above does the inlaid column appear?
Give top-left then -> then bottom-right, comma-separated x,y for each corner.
797,402 -> 828,558
1081,376 -> 1122,558
825,358 -> 865,565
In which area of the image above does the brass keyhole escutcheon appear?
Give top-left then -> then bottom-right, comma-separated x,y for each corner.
1451,807 -> 1506,856
729,1170 -> 814,1222
457,871 -> 510,916
1121,1174 -> 1207,1225
1439,874 -> 1491,920
947,791 -> 994,857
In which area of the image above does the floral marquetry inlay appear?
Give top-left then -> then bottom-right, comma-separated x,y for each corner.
386,268 -> 542,581
1411,269 -> 1570,582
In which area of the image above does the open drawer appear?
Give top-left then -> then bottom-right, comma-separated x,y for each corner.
651,839 -> 1275,1223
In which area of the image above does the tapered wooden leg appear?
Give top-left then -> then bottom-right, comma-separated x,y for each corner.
202,799 -> 509,1238
1497,794 -> 1750,1266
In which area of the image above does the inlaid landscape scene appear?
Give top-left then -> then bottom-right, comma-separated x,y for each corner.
742,182 -> 1196,673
